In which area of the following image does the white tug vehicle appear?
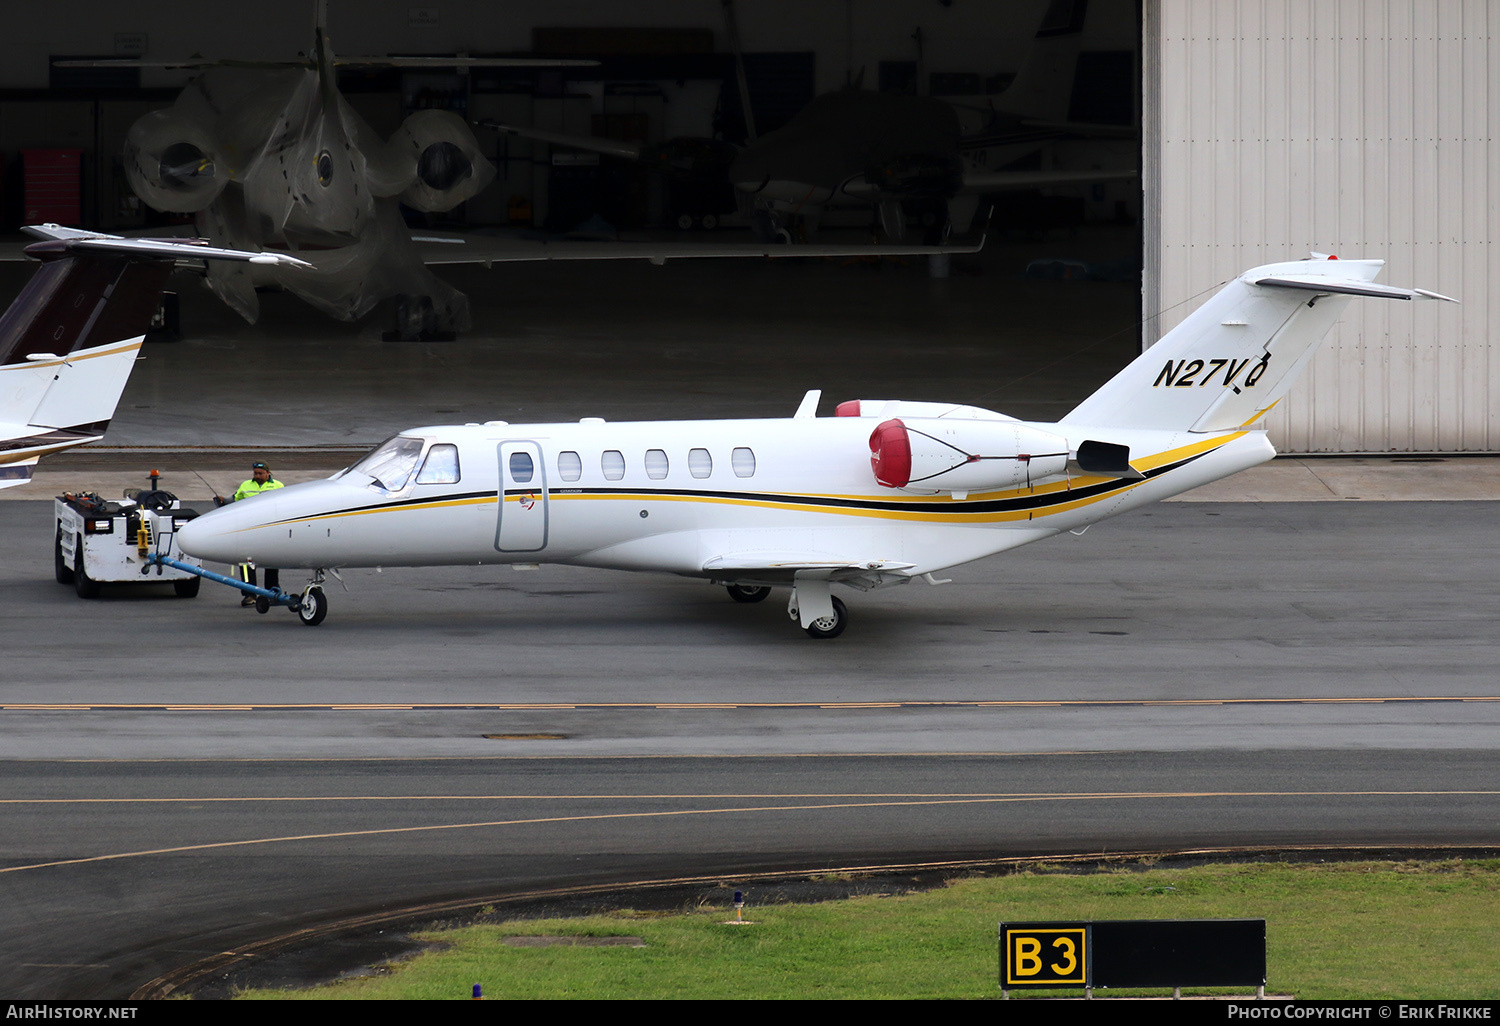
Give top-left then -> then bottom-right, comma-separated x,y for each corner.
54,471 -> 203,598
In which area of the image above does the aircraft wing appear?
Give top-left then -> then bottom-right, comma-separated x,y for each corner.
482,121 -> 645,161
956,167 -> 1138,195
1015,118 -> 1140,140
412,232 -> 984,266
53,57 -> 597,70
702,553 -> 916,587
704,554 -> 916,573
1,230 -> 978,273
486,120 -> 1137,200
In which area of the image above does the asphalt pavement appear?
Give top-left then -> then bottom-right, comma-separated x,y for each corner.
3,497 -> 1499,996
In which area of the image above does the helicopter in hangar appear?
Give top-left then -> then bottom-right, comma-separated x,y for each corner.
174,253 -> 1453,636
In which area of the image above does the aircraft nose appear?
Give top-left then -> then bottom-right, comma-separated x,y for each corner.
177,479 -> 357,568
176,506 -> 247,564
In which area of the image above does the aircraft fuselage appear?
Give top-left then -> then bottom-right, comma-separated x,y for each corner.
178,413 -> 1272,584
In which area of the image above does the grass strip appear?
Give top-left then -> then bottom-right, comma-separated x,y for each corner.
237,859 -> 1500,1000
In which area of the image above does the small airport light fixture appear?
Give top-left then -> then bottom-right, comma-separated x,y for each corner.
724,889 -> 752,925
472,983 -> 483,999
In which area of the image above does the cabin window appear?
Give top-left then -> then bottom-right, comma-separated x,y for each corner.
349,435 -> 424,492
688,448 -> 712,479
557,451 -> 582,482
645,449 -> 669,480
508,451 -> 535,483
732,447 -> 756,478
602,450 -> 625,481
415,443 -> 461,484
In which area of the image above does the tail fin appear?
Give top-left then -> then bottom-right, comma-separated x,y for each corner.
991,0 -> 1089,123
1060,255 -> 1456,432
0,226 -> 309,489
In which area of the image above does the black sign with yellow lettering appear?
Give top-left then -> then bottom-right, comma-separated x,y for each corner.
999,923 -> 1088,988
999,919 -> 1266,991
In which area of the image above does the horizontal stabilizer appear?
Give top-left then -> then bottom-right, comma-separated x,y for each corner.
1255,275 -> 1458,303
22,225 -> 313,269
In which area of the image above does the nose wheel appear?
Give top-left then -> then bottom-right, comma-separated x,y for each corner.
296,585 -> 327,626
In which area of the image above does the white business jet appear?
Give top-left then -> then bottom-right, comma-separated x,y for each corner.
0,226 -> 308,490
177,255 -> 1453,636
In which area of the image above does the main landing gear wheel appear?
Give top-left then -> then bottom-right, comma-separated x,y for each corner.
726,584 -> 772,604
296,586 -> 328,626
804,596 -> 848,640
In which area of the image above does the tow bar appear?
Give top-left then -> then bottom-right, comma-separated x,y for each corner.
144,554 -> 329,626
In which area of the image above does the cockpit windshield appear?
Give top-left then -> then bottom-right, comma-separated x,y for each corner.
346,435 -> 425,492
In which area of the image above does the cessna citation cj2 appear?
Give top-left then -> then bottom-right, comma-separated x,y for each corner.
178,256 -> 1453,636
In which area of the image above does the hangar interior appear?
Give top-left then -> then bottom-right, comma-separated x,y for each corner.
0,0 -> 1489,457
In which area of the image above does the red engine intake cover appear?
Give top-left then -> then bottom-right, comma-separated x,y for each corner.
869,418 -> 912,488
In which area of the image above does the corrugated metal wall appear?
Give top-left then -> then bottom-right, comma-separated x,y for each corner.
1146,0 -> 1495,452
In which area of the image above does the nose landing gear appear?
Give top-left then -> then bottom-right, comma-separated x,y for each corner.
297,585 -> 327,626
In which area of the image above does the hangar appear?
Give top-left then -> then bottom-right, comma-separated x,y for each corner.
1,0 -> 1489,457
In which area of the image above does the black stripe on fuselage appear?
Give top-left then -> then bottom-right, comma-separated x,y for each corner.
250,488 -> 496,528
253,449 -> 1207,528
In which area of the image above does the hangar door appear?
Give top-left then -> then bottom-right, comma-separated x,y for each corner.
1144,0 -> 1494,453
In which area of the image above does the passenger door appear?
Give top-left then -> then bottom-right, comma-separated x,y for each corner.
495,441 -> 548,552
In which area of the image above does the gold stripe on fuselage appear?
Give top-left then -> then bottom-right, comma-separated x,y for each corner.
247,434 -> 1244,533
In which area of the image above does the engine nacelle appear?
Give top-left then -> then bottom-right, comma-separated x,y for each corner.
836,399 -> 1016,422
868,417 -> 1070,494
392,110 -> 496,212
122,109 -> 227,213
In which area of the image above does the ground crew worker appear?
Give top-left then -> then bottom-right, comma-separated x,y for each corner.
216,461 -> 284,605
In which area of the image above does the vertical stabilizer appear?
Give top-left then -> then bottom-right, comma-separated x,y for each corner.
992,0 -> 1089,123
1060,256 -> 1455,432
0,226 -> 309,488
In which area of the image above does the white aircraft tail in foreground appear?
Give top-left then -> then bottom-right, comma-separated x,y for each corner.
178,255 -> 1453,635
0,227 -> 309,490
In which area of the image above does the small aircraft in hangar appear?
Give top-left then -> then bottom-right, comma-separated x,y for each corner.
484,0 -> 1135,245
56,4 -> 983,337
0,227 -> 308,490
176,255 -> 1453,636
53,8 -> 589,334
